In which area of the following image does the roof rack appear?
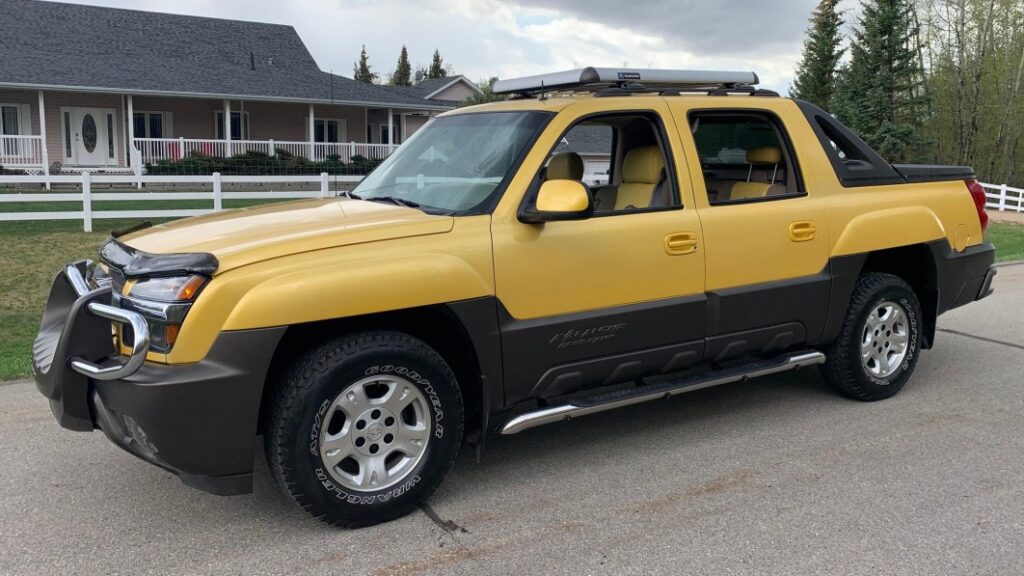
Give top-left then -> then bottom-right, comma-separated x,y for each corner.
493,67 -> 761,97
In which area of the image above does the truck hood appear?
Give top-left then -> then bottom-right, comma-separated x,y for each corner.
120,198 -> 455,273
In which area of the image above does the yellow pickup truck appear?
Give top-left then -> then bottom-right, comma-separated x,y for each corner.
33,68 -> 995,527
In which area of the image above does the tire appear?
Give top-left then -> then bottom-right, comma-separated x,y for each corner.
265,331 -> 463,528
821,273 -> 923,401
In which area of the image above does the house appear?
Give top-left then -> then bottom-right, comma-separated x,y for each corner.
0,0 -> 482,174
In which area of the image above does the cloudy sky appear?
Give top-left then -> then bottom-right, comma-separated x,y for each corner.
61,0 -> 860,93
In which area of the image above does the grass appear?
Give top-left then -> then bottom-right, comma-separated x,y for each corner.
1,215 -> 1022,381
985,220 -> 1024,262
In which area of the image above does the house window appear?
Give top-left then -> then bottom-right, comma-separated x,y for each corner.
1,104 -> 29,155
133,112 -> 171,138
64,112 -> 71,157
313,119 -> 347,143
107,113 -> 115,159
215,111 -> 250,140
367,125 -> 373,143
379,123 -> 400,145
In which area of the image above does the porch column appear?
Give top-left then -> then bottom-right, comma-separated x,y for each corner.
126,94 -> 135,170
223,100 -> 232,157
308,103 -> 315,160
400,114 -> 407,143
387,108 -> 394,149
37,91 -> 50,185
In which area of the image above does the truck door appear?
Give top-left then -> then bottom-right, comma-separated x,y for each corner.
490,103 -> 706,406
669,104 -> 830,362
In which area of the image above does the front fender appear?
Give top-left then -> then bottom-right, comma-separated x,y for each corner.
224,253 -> 493,330
831,206 -> 949,257
165,216 -> 495,364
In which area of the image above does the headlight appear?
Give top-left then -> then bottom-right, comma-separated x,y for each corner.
127,275 -> 206,302
117,275 -> 208,353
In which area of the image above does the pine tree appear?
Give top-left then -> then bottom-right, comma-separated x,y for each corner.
835,0 -> 929,161
353,45 -> 377,84
427,50 -> 447,79
391,46 -> 413,86
790,0 -> 844,110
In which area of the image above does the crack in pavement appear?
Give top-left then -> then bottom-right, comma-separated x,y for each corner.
419,502 -> 470,549
936,328 -> 1024,350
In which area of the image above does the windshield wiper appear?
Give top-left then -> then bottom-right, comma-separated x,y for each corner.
366,196 -> 421,209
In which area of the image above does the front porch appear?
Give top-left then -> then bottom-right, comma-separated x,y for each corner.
0,89 -> 434,175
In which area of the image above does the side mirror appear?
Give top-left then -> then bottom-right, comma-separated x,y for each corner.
519,180 -> 594,223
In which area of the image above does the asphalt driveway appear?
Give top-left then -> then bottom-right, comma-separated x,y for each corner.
2,265 -> 1023,576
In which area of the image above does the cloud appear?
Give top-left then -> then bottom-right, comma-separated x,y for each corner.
57,0 -> 822,92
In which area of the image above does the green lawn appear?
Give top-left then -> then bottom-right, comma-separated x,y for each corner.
1,216 -> 1022,381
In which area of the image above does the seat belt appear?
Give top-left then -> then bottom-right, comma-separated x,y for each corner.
649,170 -> 667,207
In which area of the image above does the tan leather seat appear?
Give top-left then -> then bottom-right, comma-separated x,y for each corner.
546,152 -> 584,181
719,146 -> 785,201
614,146 -> 665,210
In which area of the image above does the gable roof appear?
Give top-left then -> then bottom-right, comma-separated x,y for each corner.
409,76 -> 483,100
0,0 -> 453,110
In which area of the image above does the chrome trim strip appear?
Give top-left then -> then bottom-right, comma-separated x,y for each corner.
500,351 -> 826,435
64,262 -> 92,297
69,305 -> 151,381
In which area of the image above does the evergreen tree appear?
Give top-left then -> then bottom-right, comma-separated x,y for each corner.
391,46 -> 413,86
835,0 -> 929,161
459,77 -> 505,107
790,0 -> 844,110
427,50 -> 447,79
353,45 -> 378,84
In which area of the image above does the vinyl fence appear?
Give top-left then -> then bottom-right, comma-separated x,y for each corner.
0,172 -> 362,232
2,174 -> 1020,233
981,182 -> 1024,213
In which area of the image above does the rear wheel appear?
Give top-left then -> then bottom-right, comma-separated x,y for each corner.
822,273 -> 923,401
265,331 -> 463,527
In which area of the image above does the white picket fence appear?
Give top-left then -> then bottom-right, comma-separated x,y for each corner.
981,182 -> 1024,213
0,172 -> 362,232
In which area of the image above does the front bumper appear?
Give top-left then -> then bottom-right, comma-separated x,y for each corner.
33,262 -> 284,495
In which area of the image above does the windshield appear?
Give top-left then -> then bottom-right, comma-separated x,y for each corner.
351,111 -> 551,214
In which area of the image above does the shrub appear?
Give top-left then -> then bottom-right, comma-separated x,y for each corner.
144,150 -> 384,176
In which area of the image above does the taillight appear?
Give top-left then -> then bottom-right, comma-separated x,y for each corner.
965,179 -> 989,231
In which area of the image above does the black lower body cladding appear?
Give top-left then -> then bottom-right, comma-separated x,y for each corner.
931,242 -> 996,313
33,265 -> 285,495
89,328 -> 285,495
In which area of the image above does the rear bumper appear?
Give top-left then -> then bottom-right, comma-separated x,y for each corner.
33,261 -> 285,496
934,242 -> 997,314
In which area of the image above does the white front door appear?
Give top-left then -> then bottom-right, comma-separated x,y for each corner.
65,107 -> 116,166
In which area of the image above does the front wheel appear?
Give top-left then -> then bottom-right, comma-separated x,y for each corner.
265,331 -> 463,527
821,273 -> 923,401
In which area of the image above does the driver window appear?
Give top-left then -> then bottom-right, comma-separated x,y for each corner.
542,114 -> 679,214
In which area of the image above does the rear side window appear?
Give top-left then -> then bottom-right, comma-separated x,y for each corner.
688,112 -> 805,205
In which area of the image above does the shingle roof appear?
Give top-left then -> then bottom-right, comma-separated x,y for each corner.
372,76 -> 480,105
555,125 -> 613,155
0,0 -> 453,110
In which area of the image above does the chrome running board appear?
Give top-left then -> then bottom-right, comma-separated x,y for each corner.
500,350 -> 826,435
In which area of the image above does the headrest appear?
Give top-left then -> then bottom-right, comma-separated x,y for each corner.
622,146 -> 664,184
746,146 -> 782,164
546,152 -> 584,181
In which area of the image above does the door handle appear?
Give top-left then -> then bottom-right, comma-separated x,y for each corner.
789,221 -> 817,242
665,232 -> 698,255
